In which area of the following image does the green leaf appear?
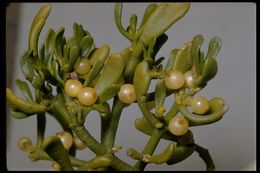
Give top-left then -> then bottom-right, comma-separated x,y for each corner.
194,57 -> 218,86
191,34 -> 204,75
164,49 -> 179,71
83,60 -> 105,87
114,3 -> 132,40
51,59 -> 64,86
179,104 -> 229,126
15,79 -> 34,102
62,44 -> 69,66
45,28 -> 55,55
79,35 -> 95,57
139,3 -> 158,29
173,41 -> 192,73
67,37 -> 78,49
29,4 -> 52,56
20,50 -> 36,81
10,110 -> 30,119
38,43 -> 45,62
120,47 -> 132,66
73,23 -> 85,44
98,85 -> 121,103
53,27 -> 66,60
166,143 -> 196,165
89,44 -> 110,66
205,37 -> 221,59
94,53 -> 125,96
64,46 -> 80,72
32,69 -> 45,89
6,88 -> 46,115
155,79 -> 166,117
43,136 -> 73,171
143,142 -> 175,164
133,61 -> 151,97
135,117 -> 178,141
139,3 -> 190,46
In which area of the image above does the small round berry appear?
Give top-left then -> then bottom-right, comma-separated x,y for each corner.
18,136 -> 32,151
56,131 -> 73,150
118,84 -> 136,104
164,70 -> 185,90
77,87 -> 98,106
168,116 -> 189,136
190,96 -> 209,115
64,79 -> 82,97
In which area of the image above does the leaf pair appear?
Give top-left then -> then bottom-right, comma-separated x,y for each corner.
114,3 -> 190,46
191,35 -> 222,87
128,142 -> 196,165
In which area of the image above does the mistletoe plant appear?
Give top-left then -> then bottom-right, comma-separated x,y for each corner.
6,3 -> 229,171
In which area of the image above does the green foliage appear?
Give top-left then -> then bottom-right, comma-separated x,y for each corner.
6,3 -> 228,171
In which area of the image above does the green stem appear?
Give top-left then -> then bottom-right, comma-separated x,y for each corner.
52,94 -> 136,171
73,125 -> 107,155
29,148 -> 86,167
35,90 -> 46,145
138,99 -> 163,128
102,97 -> 124,148
164,101 -> 179,122
110,156 -> 138,171
195,144 -> 215,171
36,113 -> 46,145
134,129 -> 164,170
123,42 -> 143,83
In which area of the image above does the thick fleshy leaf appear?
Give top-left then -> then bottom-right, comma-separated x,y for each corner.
98,85 -> 121,103
43,136 -> 73,171
133,61 -> 151,97
94,53 -> 125,96
79,35 -> 95,57
191,34 -> 204,75
53,27 -> 66,60
143,142 -> 175,164
32,69 -> 45,89
155,79 -> 166,117
10,110 -> 30,119
20,50 -> 36,81
134,117 -> 178,141
45,28 -> 55,54
64,46 -> 80,72
179,104 -> 229,126
114,3 -> 131,40
166,143 -> 196,165
6,88 -> 46,114
89,44 -> 110,66
205,37 -> 221,59
194,57 -> 218,86
29,4 -> 51,56
173,41 -> 192,73
73,23 -> 85,44
15,79 -> 34,102
83,60 -> 104,87
139,3 -> 158,29
139,3 -> 190,46
164,49 -> 179,71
